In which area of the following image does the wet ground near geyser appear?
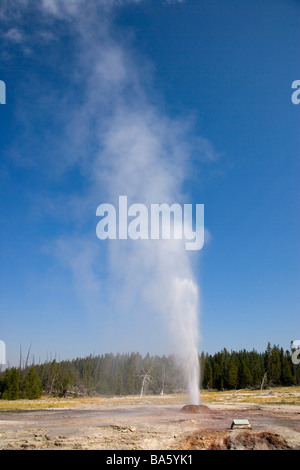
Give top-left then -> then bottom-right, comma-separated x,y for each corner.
0,402 -> 299,449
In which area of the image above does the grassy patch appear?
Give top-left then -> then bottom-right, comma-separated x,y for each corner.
0,387 -> 299,411
200,387 -> 300,405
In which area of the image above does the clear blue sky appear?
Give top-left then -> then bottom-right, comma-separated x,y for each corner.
0,0 -> 299,366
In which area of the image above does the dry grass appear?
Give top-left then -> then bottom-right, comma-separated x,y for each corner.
0,393 -> 186,411
0,386 -> 299,411
200,386 -> 300,405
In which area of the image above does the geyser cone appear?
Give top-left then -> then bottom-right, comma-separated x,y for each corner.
181,404 -> 213,414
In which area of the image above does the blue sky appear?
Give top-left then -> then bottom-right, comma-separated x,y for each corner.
0,0 -> 299,366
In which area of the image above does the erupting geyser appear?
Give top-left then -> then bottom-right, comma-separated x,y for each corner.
169,277 -> 200,406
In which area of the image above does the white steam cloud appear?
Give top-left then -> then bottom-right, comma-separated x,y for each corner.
1,0 -> 218,403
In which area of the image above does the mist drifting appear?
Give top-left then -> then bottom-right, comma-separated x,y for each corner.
0,0 -> 219,403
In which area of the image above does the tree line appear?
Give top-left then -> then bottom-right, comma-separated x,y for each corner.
0,343 -> 299,400
201,343 -> 299,390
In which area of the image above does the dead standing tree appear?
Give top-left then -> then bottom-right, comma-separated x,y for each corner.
260,371 -> 268,390
139,367 -> 153,398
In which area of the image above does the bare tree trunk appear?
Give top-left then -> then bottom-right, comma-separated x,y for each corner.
24,343 -> 32,369
160,368 -> 166,396
139,368 -> 152,398
260,372 -> 267,390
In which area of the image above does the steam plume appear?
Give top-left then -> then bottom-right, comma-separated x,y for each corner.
0,0 -> 214,403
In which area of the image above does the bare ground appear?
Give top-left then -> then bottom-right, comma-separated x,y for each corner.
0,388 -> 299,450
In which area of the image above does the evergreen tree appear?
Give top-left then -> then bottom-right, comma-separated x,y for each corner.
249,351 -> 263,387
202,357 -> 213,389
1,368 -> 20,400
270,346 -> 281,385
280,349 -> 293,386
238,358 -> 252,388
22,367 -> 42,399
224,358 -> 238,390
264,342 -> 272,384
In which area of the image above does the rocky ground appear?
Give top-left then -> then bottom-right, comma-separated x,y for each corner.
0,389 -> 299,450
